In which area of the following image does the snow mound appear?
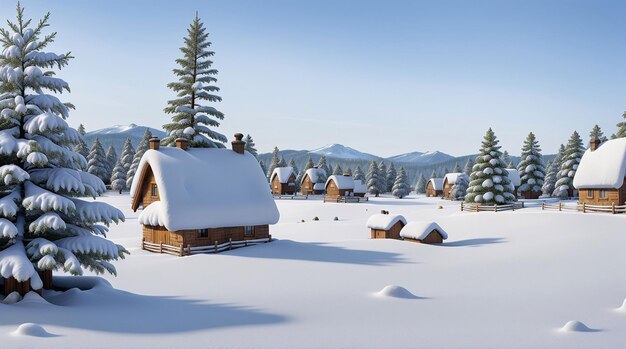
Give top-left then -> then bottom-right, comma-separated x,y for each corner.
20,291 -> 50,305
12,323 -> 54,337
617,298 -> 626,312
375,285 -> 419,299
2,291 -> 22,304
560,320 -> 596,332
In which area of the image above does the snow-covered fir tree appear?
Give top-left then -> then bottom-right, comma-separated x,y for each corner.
87,138 -> 109,183
277,156 -> 286,168
378,162 -> 387,193
0,4 -> 127,291
73,138 -> 88,162
345,167 -> 352,176
501,150 -> 512,167
332,163 -> 343,175
465,128 -> 516,204
267,147 -> 280,179
450,174 -> 469,200
386,162 -> 397,192
353,165 -> 365,181
517,132 -> 545,195
463,158 -> 474,176
415,173 -> 426,194
105,145 -> 117,182
119,137 -> 135,173
553,131 -> 585,198
303,156 -> 314,172
366,161 -> 380,196
162,13 -> 226,148
126,128 -> 151,188
258,160 -> 267,176
452,163 -> 461,173
288,158 -> 300,192
589,124 -> 607,143
429,169 -> 437,180
77,123 -> 86,136
613,111 -> 626,139
392,167 -> 410,198
243,134 -> 257,157
316,155 -> 330,176
110,158 -> 127,193
542,159 -> 556,197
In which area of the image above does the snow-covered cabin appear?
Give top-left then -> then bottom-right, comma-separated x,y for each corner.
426,178 -> 444,197
400,222 -> 448,244
366,212 -> 407,239
300,167 -> 326,195
130,135 -> 280,254
325,174 -> 355,197
507,168 -> 521,195
573,137 -> 626,207
442,173 -> 468,199
353,179 -> 367,198
270,167 -> 296,195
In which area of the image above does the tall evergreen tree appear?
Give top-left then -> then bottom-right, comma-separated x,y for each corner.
429,169 -> 437,180
303,156 -> 314,172
517,132 -> 545,195
119,138 -> 135,173
589,124 -> 607,143
463,158 -> 474,176
465,129 -> 516,204
0,3 -> 126,290
87,138 -> 109,183
316,155 -> 330,176
77,123 -> 86,136
110,158 -> 127,193
353,165 -> 365,181
74,139 -> 89,162
386,162 -> 397,192
162,13 -> 226,148
345,167 -> 352,176
267,147 -> 280,179
366,161 -> 380,196
542,159 -> 557,197
243,134 -> 257,157
450,174 -> 469,200
553,131 -> 585,198
392,167 -> 410,198
332,163 -> 343,175
452,163 -> 462,173
378,162 -> 387,193
415,173 -> 427,194
613,111 -> 626,139
277,156 -> 287,168
126,128 -> 152,188
501,150 -> 512,167
288,158 -> 300,192
105,145 -> 118,183
259,160 -> 267,177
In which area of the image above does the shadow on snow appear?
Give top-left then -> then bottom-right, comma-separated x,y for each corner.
441,237 -> 506,247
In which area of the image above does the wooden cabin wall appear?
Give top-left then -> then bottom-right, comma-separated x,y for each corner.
140,167 -> 160,208
143,225 -> 271,247
578,188 -> 621,205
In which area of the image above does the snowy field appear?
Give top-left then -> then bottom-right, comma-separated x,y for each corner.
1,193 -> 625,349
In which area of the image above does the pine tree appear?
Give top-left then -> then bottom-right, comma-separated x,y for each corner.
74,139 -> 89,162
110,158 -> 127,193
465,128 -> 516,204
126,128 -> 152,188
87,138 -> 109,183
517,132 -> 545,195
501,150 -> 512,167
450,174 -> 469,200
77,123 -> 86,136
392,167 -> 410,198
267,147 -> 280,179
553,131 -> 585,198
378,162 -> 387,193
463,158 -> 474,176
277,156 -> 287,168
614,111 -> 626,139
353,165 -> 365,181
589,124 -> 607,143
452,163 -> 461,173
288,158 -> 300,192
345,167 -> 352,176
386,162 -> 397,192
366,161 -> 380,196
542,159 -> 557,197
162,13 -> 226,148
303,156 -> 314,172
119,138 -> 135,173
243,134 -> 257,157
332,163 -> 343,175
0,4 -> 127,290
415,173 -> 427,194
316,155 -> 330,176
429,169 -> 437,180
259,160 -> 267,176
105,145 -> 117,183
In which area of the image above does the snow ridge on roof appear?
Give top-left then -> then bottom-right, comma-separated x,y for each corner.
428,178 -> 444,190
444,173 -> 467,185
366,214 -> 407,230
302,167 -> 327,184
326,175 -> 354,190
400,221 -> 448,240
271,167 -> 295,183
574,138 -> 626,189
131,147 -> 280,231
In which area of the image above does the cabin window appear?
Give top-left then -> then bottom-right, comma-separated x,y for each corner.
244,226 -> 255,236
587,190 -> 594,198
151,183 -> 158,197
197,229 -> 209,238
599,190 -> 608,199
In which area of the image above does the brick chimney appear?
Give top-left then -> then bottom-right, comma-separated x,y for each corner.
149,137 -> 160,150
231,133 -> 245,154
589,137 -> 601,152
343,172 -> 351,177
175,138 -> 189,151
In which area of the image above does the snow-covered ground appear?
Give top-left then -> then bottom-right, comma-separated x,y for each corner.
1,194 -> 625,349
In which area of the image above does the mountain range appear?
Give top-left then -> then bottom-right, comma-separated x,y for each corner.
84,124 -> 166,154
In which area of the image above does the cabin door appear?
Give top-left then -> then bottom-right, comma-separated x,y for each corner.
376,230 -> 386,239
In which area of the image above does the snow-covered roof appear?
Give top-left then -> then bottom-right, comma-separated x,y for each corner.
302,167 -> 327,184
443,173 -> 467,185
271,167 -> 295,183
428,178 -> 444,190
326,175 -> 354,190
506,169 -> 521,187
313,182 -> 325,190
130,147 -> 280,231
353,179 -> 367,194
400,221 -> 448,240
366,214 -> 407,231
573,138 -> 626,189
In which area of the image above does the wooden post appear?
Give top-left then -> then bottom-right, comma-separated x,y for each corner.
268,234 -> 272,242
542,202 -> 545,210
179,244 -> 184,257
214,241 -> 218,253
461,202 -> 464,211
494,205 -> 498,212
229,238 -> 233,250
142,237 -> 145,250
612,202 -> 616,214
559,202 -> 562,211
159,242 -> 163,254
521,202 -> 524,208
582,202 -> 586,213
187,244 -> 191,256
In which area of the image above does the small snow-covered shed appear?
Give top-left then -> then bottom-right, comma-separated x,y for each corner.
270,167 -> 296,195
573,137 -> 626,206
366,212 -> 407,239
325,174 -> 355,197
442,173 -> 468,199
400,221 -> 448,244
301,167 -> 327,195
507,169 -> 521,194
353,179 -> 367,197
426,178 -> 444,197
130,135 -> 280,255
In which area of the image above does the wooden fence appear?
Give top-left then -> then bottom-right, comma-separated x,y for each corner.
541,202 -> 626,214
323,195 -> 369,203
460,202 -> 525,212
273,194 -> 310,200
142,236 -> 272,256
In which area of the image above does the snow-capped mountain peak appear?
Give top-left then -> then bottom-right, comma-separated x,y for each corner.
308,144 -> 380,160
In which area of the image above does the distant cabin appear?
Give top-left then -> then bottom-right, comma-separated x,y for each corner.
130,134 -> 280,256
271,167 -> 296,195
325,174 -> 355,197
574,137 -> 626,207
400,222 -> 448,244
300,167 -> 327,195
366,213 -> 407,239
442,173 -> 468,199
353,179 -> 367,197
507,169 -> 521,195
426,178 -> 444,197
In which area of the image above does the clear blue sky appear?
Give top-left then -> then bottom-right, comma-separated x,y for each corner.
2,0 -> 625,156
